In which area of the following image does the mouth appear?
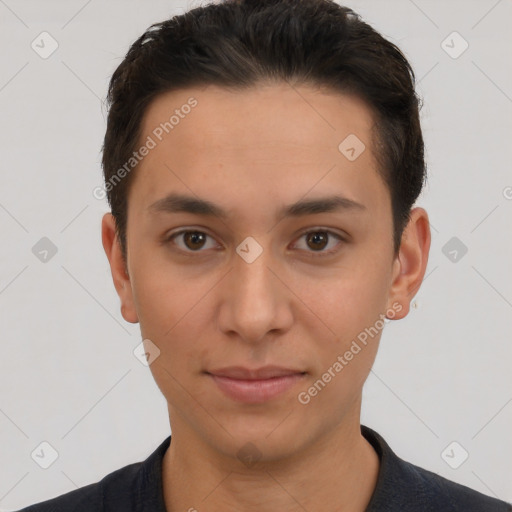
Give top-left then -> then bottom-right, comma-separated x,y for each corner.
205,366 -> 307,403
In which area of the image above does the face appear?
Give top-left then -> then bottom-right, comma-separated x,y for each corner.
102,82 -> 429,463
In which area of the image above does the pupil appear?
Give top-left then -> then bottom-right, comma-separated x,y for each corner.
308,232 -> 327,250
186,231 -> 205,250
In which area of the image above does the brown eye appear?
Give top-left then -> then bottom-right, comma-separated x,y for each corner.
306,231 -> 329,251
293,229 -> 344,257
167,230 -> 218,252
183,231 -> 206,250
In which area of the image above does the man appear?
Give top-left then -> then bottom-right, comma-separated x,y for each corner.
17,0 -> 511,510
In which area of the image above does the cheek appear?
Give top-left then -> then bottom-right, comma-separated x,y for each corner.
296,262 -> 390,345
296,275 -> 386,411
130,251 -> 206,335
290,264 -> 390,405
130,261 -> 217,373
138,291 -> 211,409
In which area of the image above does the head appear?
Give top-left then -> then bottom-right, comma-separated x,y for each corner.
101,0 -> 430,463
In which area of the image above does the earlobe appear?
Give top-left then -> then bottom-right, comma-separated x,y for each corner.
386,207 -> 431,320
101,213 -> 139,324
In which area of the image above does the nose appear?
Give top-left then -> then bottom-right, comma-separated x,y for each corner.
216,245 -> 294,344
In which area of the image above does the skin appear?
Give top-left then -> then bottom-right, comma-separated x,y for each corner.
102,82 -> 430,511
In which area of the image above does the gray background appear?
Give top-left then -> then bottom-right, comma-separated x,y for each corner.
1,0 -> 511,509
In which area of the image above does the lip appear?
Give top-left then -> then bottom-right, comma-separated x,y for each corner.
208,365 -> 305,380
206,366 -> 306,403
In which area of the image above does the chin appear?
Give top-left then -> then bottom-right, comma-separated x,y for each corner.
200,412 -> 307,462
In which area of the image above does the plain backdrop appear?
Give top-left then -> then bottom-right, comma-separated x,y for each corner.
1,0 -> 511,509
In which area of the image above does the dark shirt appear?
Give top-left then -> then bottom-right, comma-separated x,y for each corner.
16,424 -> 511,511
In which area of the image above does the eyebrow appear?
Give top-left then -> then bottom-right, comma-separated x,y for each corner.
148,193 -> 367,219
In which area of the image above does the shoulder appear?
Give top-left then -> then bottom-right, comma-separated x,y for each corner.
13,461 -> 142,512
403,458 -> 511,511
362,425 -> 511,512
14,437 -> 171,512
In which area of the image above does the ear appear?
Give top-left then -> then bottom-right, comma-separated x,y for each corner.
101,212 -> 139,324
386,207 -> 431,319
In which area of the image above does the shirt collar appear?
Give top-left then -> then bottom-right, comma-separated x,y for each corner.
362,424 -> 430,511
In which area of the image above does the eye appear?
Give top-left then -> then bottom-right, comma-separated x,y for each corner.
165,228 -> 345,256
292,229 -> 345,256
166,230 -> 219,252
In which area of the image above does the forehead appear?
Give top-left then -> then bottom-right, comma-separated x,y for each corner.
140,82 -> 377,155
128,83 -> 387,220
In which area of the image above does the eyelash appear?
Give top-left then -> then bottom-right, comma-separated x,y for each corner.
164,228 -> 345,257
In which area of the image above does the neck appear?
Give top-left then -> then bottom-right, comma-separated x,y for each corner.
162,412 -> 380,512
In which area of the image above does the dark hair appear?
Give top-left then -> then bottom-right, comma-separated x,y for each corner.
101,0 -> 427,262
